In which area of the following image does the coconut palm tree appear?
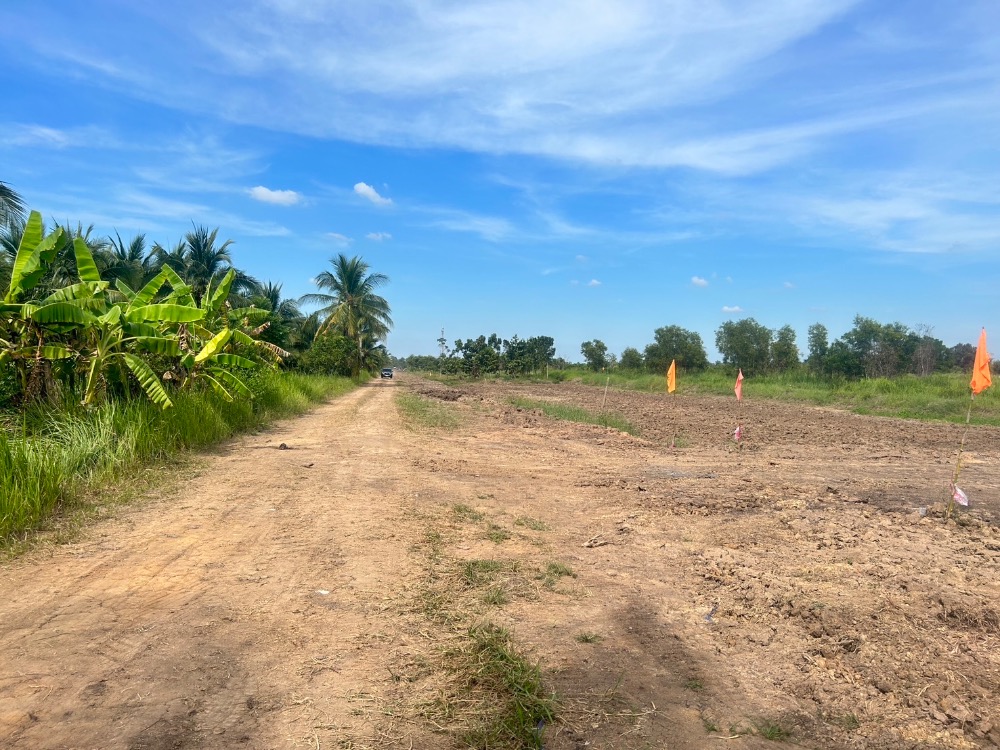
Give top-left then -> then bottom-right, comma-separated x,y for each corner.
149,226 -> 260,303
0,181 -> 26,225
104,231 -> 158,291
300,254 -> 392,378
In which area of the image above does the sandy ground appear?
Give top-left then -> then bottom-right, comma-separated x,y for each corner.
2,376 -> 1000,749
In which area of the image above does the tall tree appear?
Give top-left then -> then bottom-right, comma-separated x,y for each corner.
716,318 -> 773,374
619,347 -> 644,371
580,339 -> 608,371
300,254 -> 392,378
806,323 -> 829,373
0,181 -> 26,225
643,325 -> 708,372
183,225 -> 259,302
104,231 -> 157,291
770,325 -> 800,372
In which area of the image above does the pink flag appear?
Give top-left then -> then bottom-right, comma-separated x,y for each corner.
734,369 -> 744,402
733,424 -> 743,442
951,484 -> 969,507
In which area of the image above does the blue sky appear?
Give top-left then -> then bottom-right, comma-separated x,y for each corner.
2,1 -> 999,361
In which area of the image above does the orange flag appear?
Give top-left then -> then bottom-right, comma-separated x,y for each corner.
735,369 -> 744,401
971,328 -> 992,395
667,360 -> 676,393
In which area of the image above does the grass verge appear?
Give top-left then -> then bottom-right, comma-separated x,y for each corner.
396,391 -> 463,430
508,396 -> 639,435
0,371 -> 354,547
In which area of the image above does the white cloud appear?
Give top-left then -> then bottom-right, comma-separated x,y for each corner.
691,276 -> 709,287
248,185 -> 301,205
587,279 -> 602,287
783,281 -> 795,288
326,232 -> 353,245
426,210 -> 512,241
366,231 -> 392,241
31,0 -> 897,175
354,182 -> 392,206
575,254 -> 588,262
722,305 -> 744,313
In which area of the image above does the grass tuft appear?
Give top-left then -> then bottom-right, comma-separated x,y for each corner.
514,515 -> 549,531
459,622 -> 558,750
508,397 -> 639,435
754,719 -> 793,741
453,503 -> 486,523
396,391 -> 462,430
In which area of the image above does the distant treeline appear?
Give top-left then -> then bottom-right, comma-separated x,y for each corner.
393,316 -> 993,380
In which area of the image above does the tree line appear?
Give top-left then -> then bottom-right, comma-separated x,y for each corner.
583,317 -> 990,378
0,182 -> 393,408
395,334 -> 558,377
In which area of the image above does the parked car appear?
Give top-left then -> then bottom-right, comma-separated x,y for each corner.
380,368 -> 394,379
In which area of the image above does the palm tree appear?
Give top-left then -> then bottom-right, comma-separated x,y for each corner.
0,181 -> 26,225
44,221 -> 109,292
151,239 -> 188,276
150,226 -> 261,303
104,231 -> 157,291
183,225 -> 237,302
300,254 -> 392,378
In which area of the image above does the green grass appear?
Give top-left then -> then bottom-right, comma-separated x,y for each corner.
537,561 -> 576,590
575,632 -> 602,644
514,515 -> 549,531
460,622 -> 558,750
486,523 -> 512,543
395,391 -> 462,429
572,368 -> 1000,425
0,372 -> 353,545
754,719 -> 793,741
508,397 -> 639,435
453,503 -> 486,523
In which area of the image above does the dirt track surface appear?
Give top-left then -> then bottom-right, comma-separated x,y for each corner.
3,376 -> 1000,749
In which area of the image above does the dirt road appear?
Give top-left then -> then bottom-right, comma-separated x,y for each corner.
2,377 -> 1000,749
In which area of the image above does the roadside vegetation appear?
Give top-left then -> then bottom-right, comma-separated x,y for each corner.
1,372 -> 352,544
1,186 -> 393,545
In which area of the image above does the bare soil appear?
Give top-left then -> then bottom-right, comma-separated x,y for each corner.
2,376 -> 1000,749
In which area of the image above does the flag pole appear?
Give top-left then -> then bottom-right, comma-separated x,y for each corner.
945,393 -> 975,521
948,328 -> 993,520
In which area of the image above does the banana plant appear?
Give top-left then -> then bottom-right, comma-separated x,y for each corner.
81,303 -> 185,408
178,327 -> 258,401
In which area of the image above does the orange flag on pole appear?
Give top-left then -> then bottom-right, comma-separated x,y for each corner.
971,328 -> 992,395
734,369 -> 744,402
667,360 -> 676,393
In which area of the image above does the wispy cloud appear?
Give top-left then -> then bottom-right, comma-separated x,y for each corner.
426,210 -> 512,242
783,281 -> 795,288
691,276 -> 709,287
354,182 -> 392,206
0,123 -> 119,149
248,185 -> 301,205
722,305 -> 744,313
366,231 -> 392,241
587,279 -> 602,287
326,232 -> 353,245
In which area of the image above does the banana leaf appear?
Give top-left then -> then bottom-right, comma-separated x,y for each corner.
123,353 -> 173,409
